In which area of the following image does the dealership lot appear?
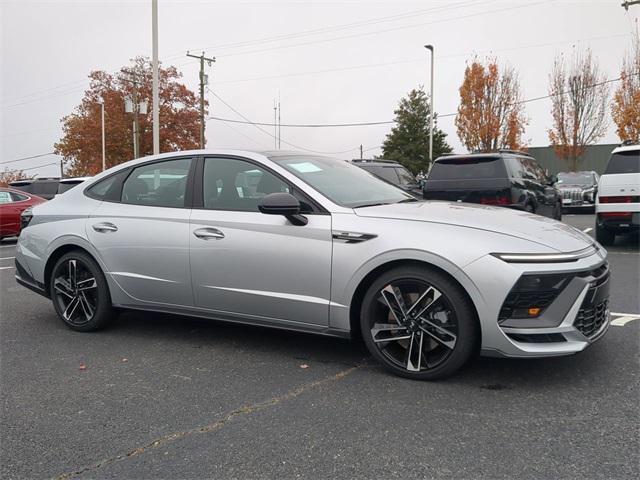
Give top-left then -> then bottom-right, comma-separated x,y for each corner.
1,214 -> 638,479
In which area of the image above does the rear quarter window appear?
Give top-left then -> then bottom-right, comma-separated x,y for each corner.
428,157 -> 507,180
604,150 -> 640,174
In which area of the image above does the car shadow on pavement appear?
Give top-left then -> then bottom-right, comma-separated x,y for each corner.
109,309 -> 625,390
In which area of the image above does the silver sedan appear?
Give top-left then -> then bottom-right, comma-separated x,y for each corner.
15,150 -> 611,379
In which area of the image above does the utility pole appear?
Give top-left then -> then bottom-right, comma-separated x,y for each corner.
123,69 -> 142,158
622,1 -> 640,10
186,51 -> 215,148
360,144 -> 363,159
151,0 -> 160,155
60,160 -> 64,179
100,100 -> 106,171
273,99 -> 277,149
425,44 -> 434,165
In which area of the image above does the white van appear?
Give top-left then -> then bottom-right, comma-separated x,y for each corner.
595,143 -> 640,245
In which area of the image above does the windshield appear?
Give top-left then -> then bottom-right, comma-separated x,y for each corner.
557,172 -> 592,185
604,150 -> 640,175
271,155 -> 412,207
428,157 -> 506,180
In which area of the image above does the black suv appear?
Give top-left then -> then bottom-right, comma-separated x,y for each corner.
351,159 -> 422,197
9,178 -> 60,200
423,151 -> 562,220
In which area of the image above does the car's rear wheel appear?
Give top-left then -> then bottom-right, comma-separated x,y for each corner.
360,265 -> 478,380
50,251 -> 113,331
595,224 -> 615,246
553,202 -> 562,220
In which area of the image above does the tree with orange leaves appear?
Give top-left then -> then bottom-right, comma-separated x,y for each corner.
54,57 -> 203,177
0,168 -> 33,187
548,49 -> 609,172
612,34 -> 640,143
455,57 -> 527,153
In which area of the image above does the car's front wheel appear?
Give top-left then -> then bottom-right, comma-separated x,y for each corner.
50,251 -> 113,331
360,265 -> 478,380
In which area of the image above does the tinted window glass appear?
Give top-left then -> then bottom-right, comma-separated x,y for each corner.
30,181 -> 59,196
517,157 -> 540,181
360,166 -> 399,184
428,157 -> 507,180
604,150 -> 640,174
86,171 -> 127,201
57,181 -> 84,194
10,192 -> 29,201
272,155 -> 411,208
395,167 -> 416,185
203,157 -> 289,212
0,191 -> 12,204
122,158 -> 191,208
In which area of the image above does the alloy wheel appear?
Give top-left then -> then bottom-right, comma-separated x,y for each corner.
53,259 -> 98,327
368,279 -> 458,372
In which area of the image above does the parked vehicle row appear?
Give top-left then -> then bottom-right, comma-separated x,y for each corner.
15,149 -> 609,380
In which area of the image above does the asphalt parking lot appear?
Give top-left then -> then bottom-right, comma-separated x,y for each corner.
1,213 -> 638,480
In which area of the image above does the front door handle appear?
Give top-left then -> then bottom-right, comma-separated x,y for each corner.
92,222 -> 118,233
193,227 -> 225,240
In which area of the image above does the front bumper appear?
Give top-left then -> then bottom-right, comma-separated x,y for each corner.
464,248 -> 611,358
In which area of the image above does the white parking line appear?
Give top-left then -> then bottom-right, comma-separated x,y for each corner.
0,257 -> 15,261
611,312 -> 640,327
582,227 -> 593,233
0,266 -> 14,271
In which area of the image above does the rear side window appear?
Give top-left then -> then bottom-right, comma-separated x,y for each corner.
363,166 -> 400,184
122,158 -> 191,208
10,192 -> 29,201
86,170 -> 129,201
604,150 -> 640,174
428,157 -> 506,180
0,191 -> 12,204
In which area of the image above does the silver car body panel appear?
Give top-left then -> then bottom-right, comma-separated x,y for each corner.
15,149 -> 610,356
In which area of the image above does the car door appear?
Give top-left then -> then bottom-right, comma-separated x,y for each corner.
0,191 -> 19,236
189,155 -> 332,327
518,157 -> 553,217
87,157 -> 194,306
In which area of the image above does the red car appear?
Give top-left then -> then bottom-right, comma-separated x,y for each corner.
0,187 -> 45,240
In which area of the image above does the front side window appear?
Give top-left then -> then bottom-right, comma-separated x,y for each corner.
271,155 -> 411,208
363,166 -> 400,184
203,157 -> 289,212
122,158 -> 191,208
395,167 -> 416,185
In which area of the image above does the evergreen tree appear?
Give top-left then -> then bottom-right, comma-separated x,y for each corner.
381,88 -> 452,174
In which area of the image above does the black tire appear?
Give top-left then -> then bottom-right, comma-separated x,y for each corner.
524,203 -> 535,213
360,265 -> 479,380
49,250 -> 113,332
595,224 -> 615,246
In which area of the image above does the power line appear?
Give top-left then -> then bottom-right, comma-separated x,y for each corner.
209,73 -> 632,129
0,152 -> 57,165
2,161 -> 59,173
209,89 -> 361,155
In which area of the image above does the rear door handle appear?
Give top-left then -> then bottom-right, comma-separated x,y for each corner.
193,227 -> 225,240
92,222 -> 118,233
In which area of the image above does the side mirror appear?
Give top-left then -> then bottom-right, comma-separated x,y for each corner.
258,192 -> 308,226
547,175 -> 557,186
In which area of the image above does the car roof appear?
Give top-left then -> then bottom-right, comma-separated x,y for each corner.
612,144 -> 639,154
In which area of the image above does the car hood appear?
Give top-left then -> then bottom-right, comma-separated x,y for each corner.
354,201 -> 593,252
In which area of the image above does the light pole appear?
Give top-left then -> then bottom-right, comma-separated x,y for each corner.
152,0 -> 160,155
424,44 -> 434,165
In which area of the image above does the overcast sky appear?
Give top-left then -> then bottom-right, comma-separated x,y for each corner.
1,0 -> 638,177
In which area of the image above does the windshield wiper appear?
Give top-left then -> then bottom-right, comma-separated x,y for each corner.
353,202 -> 392,208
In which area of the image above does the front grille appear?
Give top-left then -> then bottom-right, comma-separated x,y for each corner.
561,188 -> 583,202
574,299 -> 609,338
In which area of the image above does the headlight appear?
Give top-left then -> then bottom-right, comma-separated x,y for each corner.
20,207 -> 34,229
491,244 -> 598,263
